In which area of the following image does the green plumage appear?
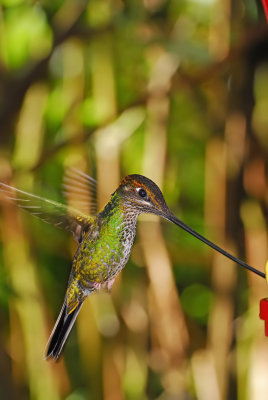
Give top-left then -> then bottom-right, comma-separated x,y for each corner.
65,192 -> 136,315
45,186 -> 141,360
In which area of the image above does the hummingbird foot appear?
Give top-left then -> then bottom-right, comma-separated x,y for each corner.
106,278 -> 115,292
93,282 -> 102,291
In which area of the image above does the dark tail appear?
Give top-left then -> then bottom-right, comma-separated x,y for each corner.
45,300 -> 83,361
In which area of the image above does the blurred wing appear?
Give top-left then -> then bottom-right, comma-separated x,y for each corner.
63,168 -> 98,216
0,183 -> 92,241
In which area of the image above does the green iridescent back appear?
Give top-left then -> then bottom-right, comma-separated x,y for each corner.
66,192 -> 138,312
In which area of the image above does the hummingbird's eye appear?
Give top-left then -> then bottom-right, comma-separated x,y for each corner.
137,188 -> 147,198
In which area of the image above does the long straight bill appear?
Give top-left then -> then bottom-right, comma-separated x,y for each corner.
167,214 -> 265,279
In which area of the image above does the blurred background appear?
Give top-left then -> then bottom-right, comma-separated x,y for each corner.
0,0 -> 267,399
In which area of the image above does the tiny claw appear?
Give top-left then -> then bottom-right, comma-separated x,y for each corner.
107,278 -> 115,292
93,282 -> 102,291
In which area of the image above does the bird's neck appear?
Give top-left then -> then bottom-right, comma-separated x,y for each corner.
98,192 -> 139,226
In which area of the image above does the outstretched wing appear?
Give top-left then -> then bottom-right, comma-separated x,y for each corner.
0,182 -> 93,241
63,168 -> 98,216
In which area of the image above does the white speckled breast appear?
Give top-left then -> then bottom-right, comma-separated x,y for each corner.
108,216 -> 137,279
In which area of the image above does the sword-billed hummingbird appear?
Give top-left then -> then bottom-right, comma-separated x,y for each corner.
0,169 -> 265,360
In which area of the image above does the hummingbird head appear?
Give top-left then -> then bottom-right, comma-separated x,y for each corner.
117,174 -> 172,219
115,174 -> 266,281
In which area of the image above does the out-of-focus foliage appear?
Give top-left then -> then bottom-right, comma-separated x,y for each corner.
0,0 -> 267,399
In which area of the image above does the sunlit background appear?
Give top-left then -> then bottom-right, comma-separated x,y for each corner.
0,0 -> 267,399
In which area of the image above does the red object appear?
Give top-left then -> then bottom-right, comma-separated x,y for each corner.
259,298 -> 268,336
262,0 -> 268,21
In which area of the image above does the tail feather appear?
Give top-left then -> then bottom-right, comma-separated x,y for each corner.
45,300 -> 83,361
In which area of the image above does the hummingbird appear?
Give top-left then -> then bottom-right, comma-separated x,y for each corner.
0,169 -> 265,361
